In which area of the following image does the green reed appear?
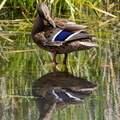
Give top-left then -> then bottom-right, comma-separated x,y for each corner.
1,0 -> 119,19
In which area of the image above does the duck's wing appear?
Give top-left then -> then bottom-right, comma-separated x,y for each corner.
64,30 -> 95,42
65,22 -> 87,31
45,27 -> 94,41
53,18 -> 87,31
44,19 -> 97,46
44,29 -> 97,47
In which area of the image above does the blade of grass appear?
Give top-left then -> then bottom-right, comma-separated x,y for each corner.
2,49 -> 37,54
0,0 -> 7,10
0,34 -> 14,42
84,2 -> 117,18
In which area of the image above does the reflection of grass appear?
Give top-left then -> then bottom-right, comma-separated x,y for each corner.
0,0 -> 119,77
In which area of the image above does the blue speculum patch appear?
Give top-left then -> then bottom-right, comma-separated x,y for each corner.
55,92 -> 70,100
55,31 -> 73,41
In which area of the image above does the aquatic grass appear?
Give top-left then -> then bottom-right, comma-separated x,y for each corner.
0,0 -> 7,10
0,39 -> 120,120
1,0 -> 119,20
0,0 -> 119,37
84,1 -> 117,18
0,34 -> 14,42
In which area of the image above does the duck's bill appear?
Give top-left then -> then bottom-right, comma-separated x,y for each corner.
46,17 -> 56,28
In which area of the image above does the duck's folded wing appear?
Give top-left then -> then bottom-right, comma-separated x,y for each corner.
64,30 -> 95,42
54,18 -> 87,31
44,24 -> 97,47
44,40 -> 98,47
77,41 -> 99,47
65,22 -> 87,31
44,41 -> 65,46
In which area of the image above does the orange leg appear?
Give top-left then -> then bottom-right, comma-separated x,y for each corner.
52,52 -> 58,65
63,54 -> 68,65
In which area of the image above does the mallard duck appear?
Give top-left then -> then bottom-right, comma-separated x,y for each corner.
32,3 -> 98,65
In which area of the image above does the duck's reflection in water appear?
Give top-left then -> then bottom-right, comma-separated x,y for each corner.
32,69 -> 98,120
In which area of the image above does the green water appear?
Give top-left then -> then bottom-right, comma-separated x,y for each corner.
0,6 -> 120,120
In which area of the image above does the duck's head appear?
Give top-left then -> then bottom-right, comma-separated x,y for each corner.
37,3 -> 56,28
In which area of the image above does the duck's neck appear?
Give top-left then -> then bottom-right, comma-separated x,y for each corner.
31,15 -> 44,36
